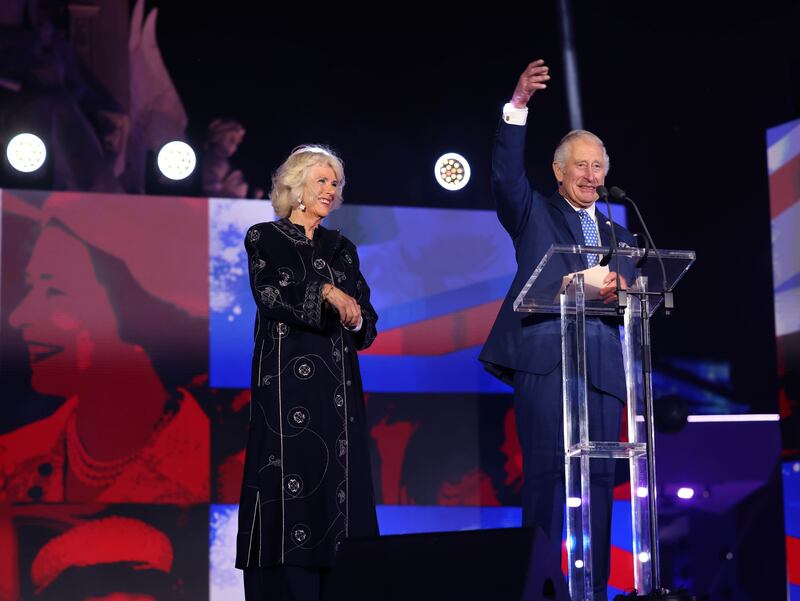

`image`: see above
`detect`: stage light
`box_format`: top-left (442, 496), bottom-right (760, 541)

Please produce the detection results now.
top-left (676, 487), bottom-right (694, 499)
top-left (638, 552), bottom-right (651, 563)
top-left (6, 133), bottom-right (47, 173)
top-left (636, 486), bottom-right (649, 497)
top-left (567, 497), bottom-right (582, 508)
top-left (156, 140), bottom-right (196, 180)
top-left (434, 152), bottom-right (471, 191)
top-left (574, 560), bottom-right (584, 569)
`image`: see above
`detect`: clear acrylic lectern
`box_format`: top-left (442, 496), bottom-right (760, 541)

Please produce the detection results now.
top-left (513, 243), bottom-right (695, 601)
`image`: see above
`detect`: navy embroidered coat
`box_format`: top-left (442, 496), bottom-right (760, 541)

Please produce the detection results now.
top-left (235, 218), bottom-right (379, 570)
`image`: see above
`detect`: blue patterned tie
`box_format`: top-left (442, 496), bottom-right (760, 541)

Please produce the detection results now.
top-left (578, 209), bottom-right (600, 267)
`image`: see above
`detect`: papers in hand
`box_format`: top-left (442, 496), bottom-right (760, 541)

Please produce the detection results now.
top-left (556, 265), bottom-right (610, 301)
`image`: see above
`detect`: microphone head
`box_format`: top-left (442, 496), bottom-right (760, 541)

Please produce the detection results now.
top-left (596, 185), bottom-right (609, 200)
top-left (609, 186), bottom-right (626, 201)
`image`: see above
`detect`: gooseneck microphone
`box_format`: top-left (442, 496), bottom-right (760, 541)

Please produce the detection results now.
top-left (596, 185), bottom-right (624, 311)
top-left (633, 232), bottom-right (651, 269)
top-left (609, 186), bottom-right (671, 309)
top-left (595, 186), bottom-right (617, 267)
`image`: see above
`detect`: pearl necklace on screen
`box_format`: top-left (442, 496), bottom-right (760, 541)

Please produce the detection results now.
top-left (65, 413), bottom-right (138, 486)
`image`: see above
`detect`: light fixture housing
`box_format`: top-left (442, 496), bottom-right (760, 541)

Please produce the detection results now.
top-left (6, 133), bottom-right (47, 173)
top-left (434, 152), bottom-right (471, 191)
top-left (156, 141), bottom-right (197, 181)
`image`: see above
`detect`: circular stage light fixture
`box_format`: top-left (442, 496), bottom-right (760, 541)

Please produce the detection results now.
top-left (434, 152), bottom-right (471, 191)
top-left (6, 133), bottom-right (47, 173)
top-left (157, 141), bottom-right (196, 181)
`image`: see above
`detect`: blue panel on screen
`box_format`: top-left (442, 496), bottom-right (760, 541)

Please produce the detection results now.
top-left (209, 199), bottom-right (274, 389)
top-left (766, 117), bottom-right (800, 154)
top-left (209, 504), bottom-right (243, 601)
top-left (360, 345), bottom-right (512, 393)
top-left (784, 462), bottom-right (799, 601)
top-left (375, 274), bottom-right (512, 331)
top-left (651, 365), bottom-right (746, 414)
top-left (376, 504), bottom-right (522, 535)
top-left (784, 461), bottom-right (800, 538)
top-left (324, 205), bottom-right (517, 326)
top-left (611, 499), bottom-right (633, 553)
top-left (609, 203), bottom-right (627, 229)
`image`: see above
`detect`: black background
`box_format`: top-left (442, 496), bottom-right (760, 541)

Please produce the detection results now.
top-left (156, 1), bottom-right (798, 413)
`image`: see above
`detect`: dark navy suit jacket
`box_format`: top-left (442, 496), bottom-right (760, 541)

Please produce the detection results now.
top-left (479, 120), bottom-right (638, 402)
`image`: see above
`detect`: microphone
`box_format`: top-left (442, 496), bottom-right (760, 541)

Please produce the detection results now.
top-left (609, 186), bottom-right (672, 311)
top-left (596, 186), bottom-right (617, 267)
top-left (632, 232), bottom-right (651, 269)
top-left (596, 185), bottom-right (624, 311)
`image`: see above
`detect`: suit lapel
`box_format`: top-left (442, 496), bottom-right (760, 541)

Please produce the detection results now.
top-left (596, 208), bottom-right (612, 246)
top-left (547, 192), bottom-right (583, 245)
top-left (547, 192), bottom-right (588, 269)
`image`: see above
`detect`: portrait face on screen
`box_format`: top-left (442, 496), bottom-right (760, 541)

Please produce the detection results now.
top-left (9, 224), bottom-right (123, 398)
top-left (0, 191), bottom-right (210, 504)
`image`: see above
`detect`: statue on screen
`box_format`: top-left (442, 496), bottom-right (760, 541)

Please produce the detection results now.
top-left (0, 0), bottom-right (125, 191)
top-left (0, 0), bottom-right (188, 193)
top-left (124, 0), bottom-right (188, 192)
top-left (202, 117), bottom-right (264, 199)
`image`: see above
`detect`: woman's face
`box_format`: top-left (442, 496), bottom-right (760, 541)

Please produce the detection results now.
top-left (300, 163), bottom-right (339, 219)
top-left (8, 226), bottom-right (121, 397)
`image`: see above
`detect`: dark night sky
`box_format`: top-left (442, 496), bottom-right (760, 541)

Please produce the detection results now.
top-left (153, 1), bottom-right (800, 412)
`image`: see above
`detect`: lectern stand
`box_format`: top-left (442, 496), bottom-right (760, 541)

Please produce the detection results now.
top-left (514, 244), bottom-right (695, 601)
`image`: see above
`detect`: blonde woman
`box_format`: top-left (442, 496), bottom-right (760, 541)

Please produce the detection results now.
top-left (235, 145), bottom-right (379, 601)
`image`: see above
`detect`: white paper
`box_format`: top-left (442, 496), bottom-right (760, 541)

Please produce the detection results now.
top-left (556, 264), bottom-right (610, 301)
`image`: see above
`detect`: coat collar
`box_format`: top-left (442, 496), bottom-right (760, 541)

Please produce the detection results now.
top-left (547, 192), bottom-right (618, 270)
top-left (275, 218), bottom-right (342, 262)
top-left (546, 191), bottom-right (615, 246)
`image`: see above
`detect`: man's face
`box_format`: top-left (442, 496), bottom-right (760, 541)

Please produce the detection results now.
top-left (552, 138), bottom-right (606, 208)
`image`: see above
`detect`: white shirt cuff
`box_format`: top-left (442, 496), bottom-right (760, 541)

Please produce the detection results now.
top-left (345, 316), bottom-right (363, 332)
top-left (502, 102), bottom-right (528, 126)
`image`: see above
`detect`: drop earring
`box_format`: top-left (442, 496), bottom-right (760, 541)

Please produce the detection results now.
top-left (297, 196), bottom-right (306, 212)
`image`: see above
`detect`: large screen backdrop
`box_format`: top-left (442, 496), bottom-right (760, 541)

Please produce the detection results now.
top-left (767, 118), bottom-right (800, 599)
top-left (0, 189), bottom-right (764, 600)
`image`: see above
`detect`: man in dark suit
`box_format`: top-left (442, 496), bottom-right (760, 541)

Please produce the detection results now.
top-left (479, 59), bottom-right (637, 600)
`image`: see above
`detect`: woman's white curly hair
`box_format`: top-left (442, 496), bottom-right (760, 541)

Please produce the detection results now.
top-left (269, 144), bottom-right (345, 218)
